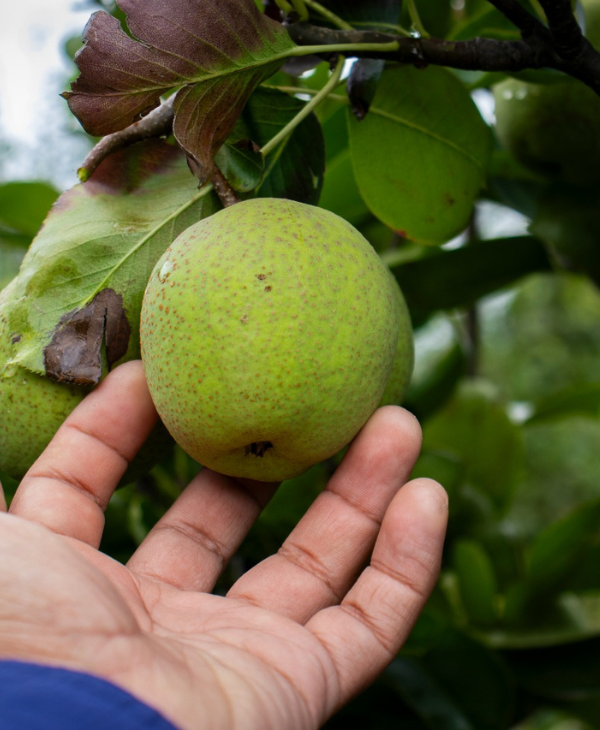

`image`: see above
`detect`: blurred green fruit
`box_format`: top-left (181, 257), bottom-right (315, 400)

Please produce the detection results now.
top-left (493, 0), bottom-right (600, 186)
top-left (0, 278), bottom-right (173, 484)
top-left (140, 198), bottom-right (413, 482)
top-left (530, 183), bottom-right (600, 286)
top-left (493, 78), bottom-right (600, 186)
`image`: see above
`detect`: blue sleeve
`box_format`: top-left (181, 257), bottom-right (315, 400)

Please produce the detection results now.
top-left (0, 660), bottom-right (179, 729)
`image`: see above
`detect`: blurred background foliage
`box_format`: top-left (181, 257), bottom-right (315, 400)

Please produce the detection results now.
top-left (3, 0), bottom-right (600, 728)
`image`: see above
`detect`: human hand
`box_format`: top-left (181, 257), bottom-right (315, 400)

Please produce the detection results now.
top-left (1, 361), bottom-right (447, 730)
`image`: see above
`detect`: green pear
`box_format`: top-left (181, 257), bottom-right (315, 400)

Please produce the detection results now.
top-left (140, 197), bottom-right (413, 482)
top-left (493, 0), bottom-right (600, 186)
top-left (0, 278), bottom-right (173, 484)
top-left (379, 271), bottom-right (414, 407)
top-left (0, 278), bottom-right (86, 479)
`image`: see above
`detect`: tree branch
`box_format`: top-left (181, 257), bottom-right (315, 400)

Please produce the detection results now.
top-left (538, 0), bottom-right (588, 62)
top-left (286, 22), bottom-right (600, 95)
top-left (288, 23), bottom-right (552, 71)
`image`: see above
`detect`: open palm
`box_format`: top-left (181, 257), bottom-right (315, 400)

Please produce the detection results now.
top-left (1, 362), bottom-right (447, 730)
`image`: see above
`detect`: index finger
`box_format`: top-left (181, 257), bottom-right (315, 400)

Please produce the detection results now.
top-left (9, 361), bottom-right (158, 547)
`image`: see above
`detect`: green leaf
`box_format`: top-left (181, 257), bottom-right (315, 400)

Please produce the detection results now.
top-left (321, 101), bottom-right (350, 157)
top-left (319, 148), bottom-right (370, 226)
top-left (403, 590), bottom-right (453, 655)
top-left (0, 181), bottom-right (59, 236)
top-left (410, 451), bottom-right (465, 509)
top-left (527, 499), bottom-right (600, 596)
top-left (453, 540), bottom-right (498, 628)
top-left (478, 621), bottom-right (600, 650)
top-left (5, 140), bottom-right (220, 378)
top-left (423, 629), bottom-right (515, 730)
top-left (64, 0), bottom-right (297, 182)
top-left (348, 64), bottom-right (492, 245)
top-left (504, 635), bottom-right (600, 700)
top-left (498, 501), bottom-right (600, 634)
top-left (385, 657), bottom-right (475, 730)
top-left (478, 273), bottom-right (600, 407)
top-left (502, 417), bottom-right (600, 549)
top-left (422, 379), bottom-right (524, 510)
top-left (0, 228), bottom-right (31, 250)
top-left (314, 0), bottom-right (402, 27)
top-left (233, 87), bottom-right (325, 204)
top-left (513, 709), bottom-right (595, 730)
top-left (0, 245), bottom-right (26, 291)
top-left (527, 382), bottom-right (600, 423)
top-left (405, 328), bottom-right (467, 422)
top-left (387, 236), bottom-right (552, 317)
top-left (400, 0), bottom-right (453, 38)
top-left (449, 5), bottom-right (521, 41)
top-left (214, 140), bottom-right (265, 193)
top-left (318, 105), bottom-right (370, 225)
top-left (488, 149), bottom-right (548, 219)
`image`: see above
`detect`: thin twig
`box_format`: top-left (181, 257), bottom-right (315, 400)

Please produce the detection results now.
top-left (77, 96), bottom-right (175, 182)
top-left (405, 0), bottom-right (430, 38)
top-left (211, 167), bottom-right (241, 207)
top-left (260, 55), bottom-right (345, 156)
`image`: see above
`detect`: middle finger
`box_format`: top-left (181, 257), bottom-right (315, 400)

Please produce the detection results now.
top-left (227, 406), bottom-right (422, 622)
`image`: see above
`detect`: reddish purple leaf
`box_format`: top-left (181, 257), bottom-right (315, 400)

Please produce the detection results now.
top-left (63, 0), bottom-right (296, 182)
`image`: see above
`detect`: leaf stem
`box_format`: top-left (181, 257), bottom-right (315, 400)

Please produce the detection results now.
top-left (289, 0), bottom-right (310, 22)
top-left (405, 0), bottom-right (430, 38)
top-left (260, 55), bottom-right (345, 157)
top-left (273, 0), bottom-right (294, 15)
top-left (261, 84), bottom-right (348, 105)
top-left (529, 0), bottom-right (547, 21)
top-left (302, 0), bottom-right (353, 30)
top-left (283, 40), bottom-right (400, 58)
top-left (351, 21), bottom-right (412, 37)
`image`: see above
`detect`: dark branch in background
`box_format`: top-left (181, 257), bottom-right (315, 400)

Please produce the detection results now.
top-left (538, 0), bottom-right (590, 62)
top-left (289, 23), bottom-right (553, 72)
top-left (78, 96), bottom-right (175, 182)
top-left (485, 0), bottom-right (547, 36)
top-left (286, 21), bottom-right (600, 95)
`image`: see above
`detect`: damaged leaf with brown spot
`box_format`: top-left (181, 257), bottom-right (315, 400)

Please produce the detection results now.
top-left (4, 138), bottom-right (219, 377)
top-left (44, 289), bottom-right (130, 385)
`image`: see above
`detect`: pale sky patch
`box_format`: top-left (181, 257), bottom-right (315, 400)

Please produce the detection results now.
top-left (0, 0), bottom-right (97, 188)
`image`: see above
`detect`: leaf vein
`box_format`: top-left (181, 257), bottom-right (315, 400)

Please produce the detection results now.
top-left (368, 105), bottom-right (484, 170)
